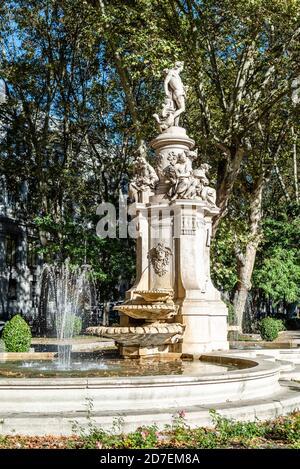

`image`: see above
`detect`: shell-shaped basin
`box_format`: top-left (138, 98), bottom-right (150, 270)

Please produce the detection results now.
top-left (86, 323), bottom-right (185, 347)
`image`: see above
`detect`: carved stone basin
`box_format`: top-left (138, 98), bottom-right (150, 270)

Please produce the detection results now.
top-left (134, 289), bottom-right (173, 302)
top-left (86, 323), bottom-right (185, 347)
top-left (114, 303), bottom-right (177, 320)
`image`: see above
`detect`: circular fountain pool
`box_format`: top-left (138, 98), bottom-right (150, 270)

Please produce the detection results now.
top-left (0, 350), bottom-right (299, 437)
top-left (0, 352), bottom-right (242, 378)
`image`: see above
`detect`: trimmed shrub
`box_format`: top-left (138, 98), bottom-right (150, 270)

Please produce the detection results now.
top-left (2, 315), bottom-right (32, 352)
top-left (259, 317), bottom-right (284, 342)
top-left (276, 319), bottom-right (286, 333)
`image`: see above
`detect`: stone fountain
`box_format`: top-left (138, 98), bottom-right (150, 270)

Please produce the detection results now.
top-left (2, 63), bottom-right (300, 438)
top-left (88, 61), bottom-right (228, 358)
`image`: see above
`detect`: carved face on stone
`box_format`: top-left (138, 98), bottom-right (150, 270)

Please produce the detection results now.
top-left (177, 152), bottom-right (187, 163)
top-left (175, 61), bottom-right (184, 72)
top-left (148, 242), bottom-right (172, 277)
top-left (156, 244), bottom-right (167, 260)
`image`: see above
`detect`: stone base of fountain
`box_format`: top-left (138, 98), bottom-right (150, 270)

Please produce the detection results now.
top-left (118, 346), bottom-right (181, 359)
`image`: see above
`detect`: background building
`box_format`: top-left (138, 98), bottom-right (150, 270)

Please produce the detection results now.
top-left (0, 175), bottom-right (42, 322)
top-left (0, 80), bottom-right (42, 322)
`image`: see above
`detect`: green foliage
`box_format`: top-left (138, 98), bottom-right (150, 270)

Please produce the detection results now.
top-left (2, 406), bottom-right (300, 448)
top-left (121, 425), bottom-right (160, 449)
top-left (264, 413), bottom-right (300, 443)
top-left (71, 399), bottom-right (161, 449)
top-left (0, 0), bottom-right (137, 303)
top-left (254, 247), bottom-right (300, 304)
top-left (68, 408), bottom-right (300, 449)
top-left (210, 409), bottom-right (266, 440)
top-left (1, 412), bottom-right (300, 448)
top-left (62, 315), bottom-right (82, 337)
top-left (2, 315), bottom-right (32, 352)
top-left (33, 215), bottom-right (135, 301)
top-left (0, 0), bottom-right (299, 316)
top-left (277, 319), bottom-right (286, 332)
top-left (259, 317), bottom-right (284, 341)
top-left (253, 214), bottom-right (300, 305)
top-left (211, 220), bottom-right (238, 292)
top-left (226, 301), bottom-right (236, 326)
top-left (72, 317), bottom-right (82, 337)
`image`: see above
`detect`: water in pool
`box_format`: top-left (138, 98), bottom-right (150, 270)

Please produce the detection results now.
top-left (0, 351), bottom-right (242, 378)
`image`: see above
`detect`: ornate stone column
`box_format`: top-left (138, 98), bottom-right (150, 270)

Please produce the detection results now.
top-left (172, 200), bottom-right (228, 354)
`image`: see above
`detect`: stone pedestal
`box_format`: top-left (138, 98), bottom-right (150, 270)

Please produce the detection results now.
top-left (128, 198), bottom-right (228, 355)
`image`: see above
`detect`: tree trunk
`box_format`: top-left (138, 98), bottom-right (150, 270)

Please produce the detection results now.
top-left (233, 241), bottom-right (259, 332)
top-left (292, 125), bottom-right (299, 204)
top-left (233, 176), bottom-right (264, 332)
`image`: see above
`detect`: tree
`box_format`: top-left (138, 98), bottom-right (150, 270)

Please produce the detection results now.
top-left (86, 0), bottom-right (300, 329)
top-left (0, 0), bottom-right (136, 301)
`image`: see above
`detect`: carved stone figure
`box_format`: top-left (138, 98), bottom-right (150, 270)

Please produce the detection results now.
top-left (164, 151), bottom-right (196, 200)
top-left (164, 62), bottom-right (187, 126)
top-left (88, 59), bottom-right (229, 359)
top-left (128, 149), bottom-right (159, 203)
top-left (148, 242), bottom-right (172, 277)
top-left (162, 150), bottom-right (217, 204)
top-left (153, 97), bottom-right (175, 132)
top-left (193, 164), bottom-right (217, 205)
top-left (153, 62), bottom-right (187, 132)
top-left (172, 152), bottom-right (194, 199)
